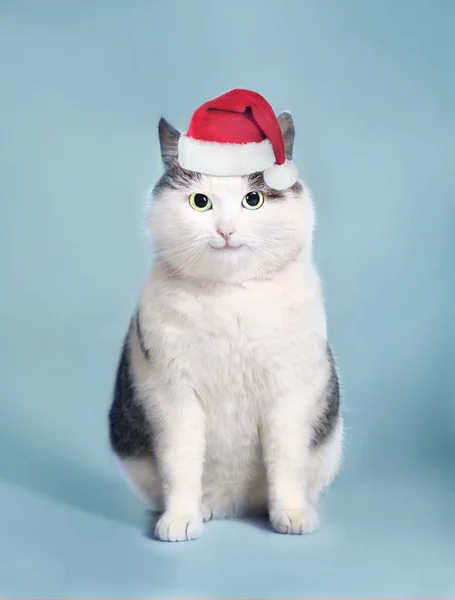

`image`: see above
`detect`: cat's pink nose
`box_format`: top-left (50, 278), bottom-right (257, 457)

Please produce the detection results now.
top-left (217, 228), bottom-right (236, 241)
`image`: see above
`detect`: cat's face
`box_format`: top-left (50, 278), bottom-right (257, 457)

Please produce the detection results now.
top-left (148, 116), bottom-right (315, 284)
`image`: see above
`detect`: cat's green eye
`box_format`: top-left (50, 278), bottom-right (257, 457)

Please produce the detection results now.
top-left (189, 193), bottom-right (212, 212)
top-left (242, 191), bottom-right (264, 210)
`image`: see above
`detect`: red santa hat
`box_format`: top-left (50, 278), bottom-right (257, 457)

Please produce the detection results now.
top-left (177, 88), bottom-right (299, 190)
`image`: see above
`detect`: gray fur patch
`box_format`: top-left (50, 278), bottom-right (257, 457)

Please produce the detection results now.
top-left (153, 165), bottom-right (202, 195)
top-left (108, 332), bottom-right (153, 459)
top-left (135, 309), bottom-right (150, 360)
top-left (310, 344), bottom-right (341, 448)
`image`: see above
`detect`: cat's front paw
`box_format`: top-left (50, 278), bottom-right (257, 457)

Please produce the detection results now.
top-left (270, 507), bottom-right (320, 535)
top-left (154, 512), bottom-right (204, 542)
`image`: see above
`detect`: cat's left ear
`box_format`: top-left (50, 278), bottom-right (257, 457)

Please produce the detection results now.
top-left (277, 111), bottom-right (295, 160)
top-left (158, 117), bottom-right (180, 169)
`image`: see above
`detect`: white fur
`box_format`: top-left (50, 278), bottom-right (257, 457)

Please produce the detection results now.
top-left (119, 174), bottom-right (343, 541)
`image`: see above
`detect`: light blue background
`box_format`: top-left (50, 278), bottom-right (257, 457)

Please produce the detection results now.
top-left (1, 0), bottom-right (453, 597)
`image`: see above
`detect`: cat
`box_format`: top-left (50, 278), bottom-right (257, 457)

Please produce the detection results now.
top-left (108, 110), bottom-right (343, 542)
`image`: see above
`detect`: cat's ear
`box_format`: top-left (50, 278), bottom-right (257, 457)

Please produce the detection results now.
top-left (158, 117), bottom-right (180, 169)
top-left (277, 111), bottom-right (295, 160)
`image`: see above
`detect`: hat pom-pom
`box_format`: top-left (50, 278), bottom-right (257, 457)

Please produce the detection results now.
top-left (263, 160), bottom-right (299, 191)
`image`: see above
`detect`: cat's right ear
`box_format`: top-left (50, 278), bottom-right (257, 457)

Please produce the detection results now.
top-left (158, 118), bottom-right (180, 170)
top-left (277, 111), bottom-right (295, 160)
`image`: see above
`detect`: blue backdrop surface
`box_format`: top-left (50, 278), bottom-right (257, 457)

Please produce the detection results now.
top-left (0, 0), bottom-right (453, 597)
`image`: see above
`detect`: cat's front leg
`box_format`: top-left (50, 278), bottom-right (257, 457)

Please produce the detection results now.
top-left (151, 386), bottom-right (206, 542)
top-left (261, 386), bottom-right (320, 535)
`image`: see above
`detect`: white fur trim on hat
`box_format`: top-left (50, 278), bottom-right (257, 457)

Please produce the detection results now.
top-left (178, 134), bottom-right (275, 177)
top-left (263, 160), bottom-right (299, 190)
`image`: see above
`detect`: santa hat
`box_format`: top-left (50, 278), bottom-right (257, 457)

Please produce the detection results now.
top-left (177, 88), bottom-right (299, 190)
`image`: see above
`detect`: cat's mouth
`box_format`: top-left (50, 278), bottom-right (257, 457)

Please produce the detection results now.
top-left (208, 243), bottom-right (243, 252)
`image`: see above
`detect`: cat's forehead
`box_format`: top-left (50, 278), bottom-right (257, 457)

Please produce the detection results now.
top-left (198, 174), bottom-right (250, 196)
top-left (198, 172), bottom-right (297, 201)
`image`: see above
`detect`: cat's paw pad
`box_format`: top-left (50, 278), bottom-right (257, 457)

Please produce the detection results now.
top-left (270, 507), bottom-right (320, 535)
top-left (154, 512), bottom-right (204, 542)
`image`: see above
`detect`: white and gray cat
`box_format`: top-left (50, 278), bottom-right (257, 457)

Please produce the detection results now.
top-left (109, 112), bottom-right (343, 542)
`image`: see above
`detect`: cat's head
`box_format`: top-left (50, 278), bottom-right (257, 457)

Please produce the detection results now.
top-left (148, 113), bottom-right (315, 284)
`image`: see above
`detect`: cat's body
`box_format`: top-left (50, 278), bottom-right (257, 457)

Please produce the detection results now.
top-left (109, 105), bottom-right (343, 542)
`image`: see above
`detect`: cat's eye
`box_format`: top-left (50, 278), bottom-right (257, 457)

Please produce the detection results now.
top-left (242, 191), bottom-right (264, 210)
top-left (189, 193), bottom-right (212, 212)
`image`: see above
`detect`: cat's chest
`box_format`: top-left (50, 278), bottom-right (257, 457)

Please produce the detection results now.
top-left (178, 281), bottom-right (299, 344)
top-left (160, 281), bottom-right (312, 393)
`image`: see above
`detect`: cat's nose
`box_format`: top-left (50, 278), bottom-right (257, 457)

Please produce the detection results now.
top-left (217, 228), bottom-right (236, 241)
